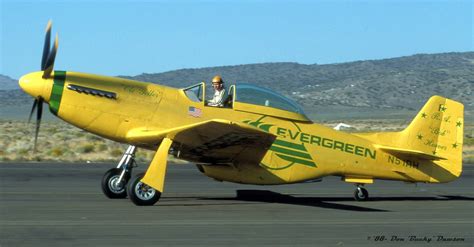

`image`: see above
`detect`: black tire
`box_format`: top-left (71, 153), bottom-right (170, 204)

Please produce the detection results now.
top-left (127, 172), bottom-right (161, 206)
top-left (101, 168), bottom-right (130, 199)
top-left (354, 187), bottom-right (369, 201)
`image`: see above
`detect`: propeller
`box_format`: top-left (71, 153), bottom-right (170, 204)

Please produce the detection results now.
top-left (28, 97), bottom-right (44, 152)
top-left (41, 21), bottom-right (52, 71)
top-left (42, 20), bottom-right (59, 78)
top-left (29, 20), bottom-right (59, 152)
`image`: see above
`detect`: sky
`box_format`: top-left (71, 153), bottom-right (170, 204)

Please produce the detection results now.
top-left (1, 0), bottom-right (472, 79)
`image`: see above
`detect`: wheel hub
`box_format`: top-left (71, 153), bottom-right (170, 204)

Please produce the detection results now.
top-left (135, 182), bottom-right (156, 200)
top-left (108, 175), bottom-right (125, 193)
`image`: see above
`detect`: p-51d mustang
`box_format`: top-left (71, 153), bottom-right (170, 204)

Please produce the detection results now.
top-left (19, 21), bottom-right (464, 205)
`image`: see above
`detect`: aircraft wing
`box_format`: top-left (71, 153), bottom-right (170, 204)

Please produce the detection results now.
top-left (126, 119), bottom-right (276, 164)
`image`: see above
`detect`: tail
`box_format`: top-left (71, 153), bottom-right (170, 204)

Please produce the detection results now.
top-left (378, 96), bottom-right (464, 182)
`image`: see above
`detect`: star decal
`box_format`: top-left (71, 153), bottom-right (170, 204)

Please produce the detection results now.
top-left (417, 134), bottom-right (423, 140)
top-left (456, 121), bottom-right (462, 127)
top-left (452, 143), bottom-right (458, 149)
top-left (438, 104), bottom-right (447, 112)
top-left (421, 112), bottom-right (427, 118)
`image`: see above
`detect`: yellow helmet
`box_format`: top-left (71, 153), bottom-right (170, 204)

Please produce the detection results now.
top-left (212, 75), bottom-right (224, 84)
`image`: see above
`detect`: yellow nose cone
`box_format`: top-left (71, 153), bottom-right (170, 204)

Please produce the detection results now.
top-left (19, 72), bottom-right (52, 102)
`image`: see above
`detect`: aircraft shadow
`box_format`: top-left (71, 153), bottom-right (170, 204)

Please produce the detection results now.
top-left (366, 195), bottom-right (474, 201)
top-left (200, 190), bottom-right (389, 212)
top-left (159, 191), bottom-right (473, 210)
top-left (195, 190), bottom-right (474, 211)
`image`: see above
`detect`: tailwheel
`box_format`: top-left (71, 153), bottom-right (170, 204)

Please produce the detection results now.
top-left (101, 168), bottom-right (130, 198)
top-left (127, 172), bottom-right (161, 206)
top-left (354, 186), bottom-right (369, 201)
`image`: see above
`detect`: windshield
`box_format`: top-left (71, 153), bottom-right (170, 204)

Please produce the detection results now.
top-left (183, 83), bottom-right (203, 102)
top-left (234, 83), bottom-right (305, 114)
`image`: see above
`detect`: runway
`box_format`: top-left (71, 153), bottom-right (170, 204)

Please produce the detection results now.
top-left (1, 163), bottom-right (473, 246)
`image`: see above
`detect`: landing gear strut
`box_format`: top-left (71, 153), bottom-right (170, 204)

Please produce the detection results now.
top-left (126, 138), bottom-right (173, 206)
top-left (101, 145), bottom-right (137, 199)
top-left (353, 184), bottom-right (369, 201)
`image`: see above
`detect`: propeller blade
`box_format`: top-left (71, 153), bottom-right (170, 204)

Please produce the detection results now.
top-left (28, 99), bottom-right (38, 124)
top-left (43, 34), bottom-right (59, 78)
top-left (33, 98), bottom-right (44, 152)
top-left (41, 20), bottom-right (52, 70)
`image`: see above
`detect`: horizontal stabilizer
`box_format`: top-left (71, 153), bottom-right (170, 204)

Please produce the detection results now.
top-left (375, 145), bottom-right (446, 160)
top-left (356, 95), bottom-right (463, 182)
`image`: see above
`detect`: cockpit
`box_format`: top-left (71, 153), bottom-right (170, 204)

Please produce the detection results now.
top-left (183, 82), bottom-right (309, 121)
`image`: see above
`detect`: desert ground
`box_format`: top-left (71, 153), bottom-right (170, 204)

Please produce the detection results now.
top-left (1, 119), bottom-right (472, 164)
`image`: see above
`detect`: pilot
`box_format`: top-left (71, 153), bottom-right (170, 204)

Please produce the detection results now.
top-left (207, 75), bottom-right (227, 107)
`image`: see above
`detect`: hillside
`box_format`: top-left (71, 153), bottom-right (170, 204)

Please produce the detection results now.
top-left (121, 52), bottom-right (473, 112)
top-left (0, 75), bottom-right (18, 90)
top-left (2, 52), bottom-right (473, 120)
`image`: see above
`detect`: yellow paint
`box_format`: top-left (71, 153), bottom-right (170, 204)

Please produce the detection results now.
top-left (141, 138), bottom-right (173, 192)
top-left (343, 177), bottom-right (374, 184)
top-left (19, 71), bottom-right (465, 192)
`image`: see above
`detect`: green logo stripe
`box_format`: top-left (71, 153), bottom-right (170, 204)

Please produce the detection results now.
top-left (244, 115), bottom-right (266, 128)
top-left (275, 153), bottom-right (316, 167)
top-left (273, 139), bottom-right (306, 151)
top-left (243, 117), bottom-right (318, 170)
top-left (270, 145), bottom-right (312, 160)
top-left (49, 71), bottom-right (66, 115)
top-left (260, 162), bottom-right (295, 170)
top-left (259, 123), bottom-right (273, 132)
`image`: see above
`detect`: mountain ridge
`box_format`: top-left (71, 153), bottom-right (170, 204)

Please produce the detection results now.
top-left (2, 51), bottom-right (472, 120)
top-left (120, 51), bottom-right (473, 111)
top-left (0, 74), bottom-right (18, 90)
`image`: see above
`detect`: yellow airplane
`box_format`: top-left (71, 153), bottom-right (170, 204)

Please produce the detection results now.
top-left (19, 21), bottom-right (464, 206)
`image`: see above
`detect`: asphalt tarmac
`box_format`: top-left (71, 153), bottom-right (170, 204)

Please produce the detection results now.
top-left (0, 163), bottom-right (473, 247)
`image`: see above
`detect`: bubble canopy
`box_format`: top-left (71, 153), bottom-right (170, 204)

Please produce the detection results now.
top-left (234, 83), bottom-right (306, 115)
top-left (182, 82), bottom-right (309, 121)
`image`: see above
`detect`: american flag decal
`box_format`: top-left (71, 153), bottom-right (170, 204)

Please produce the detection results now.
top-left (188, 106), bottom-right (202, 118)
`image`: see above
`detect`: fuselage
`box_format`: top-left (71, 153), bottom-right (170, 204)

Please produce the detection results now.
top-left (19, 71), bottom-right (458, 185)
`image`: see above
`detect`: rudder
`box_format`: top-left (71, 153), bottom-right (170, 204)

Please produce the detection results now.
top-left (401, 95), bottom-right (464, 180)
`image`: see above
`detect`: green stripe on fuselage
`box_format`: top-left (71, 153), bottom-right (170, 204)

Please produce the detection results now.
top-left (273, 139), bottom-right (306, 151)
top-left (275, 153), bottom-right (316, 167)
top-left (270, 145), bottom-right (312, 160)
top-left (49, 71), bottom-right (66, 115)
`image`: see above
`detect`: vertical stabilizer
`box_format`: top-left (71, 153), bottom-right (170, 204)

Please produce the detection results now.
top-left (400, 96), bottom-right (464, 180)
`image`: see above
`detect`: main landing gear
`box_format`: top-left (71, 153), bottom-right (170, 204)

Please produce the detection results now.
top-left (101, 138), bottom-right (173, 206)
top-left (101, 145), bottom-right (136, 199)
top-left (353, 184), bottom-right (369, 201)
